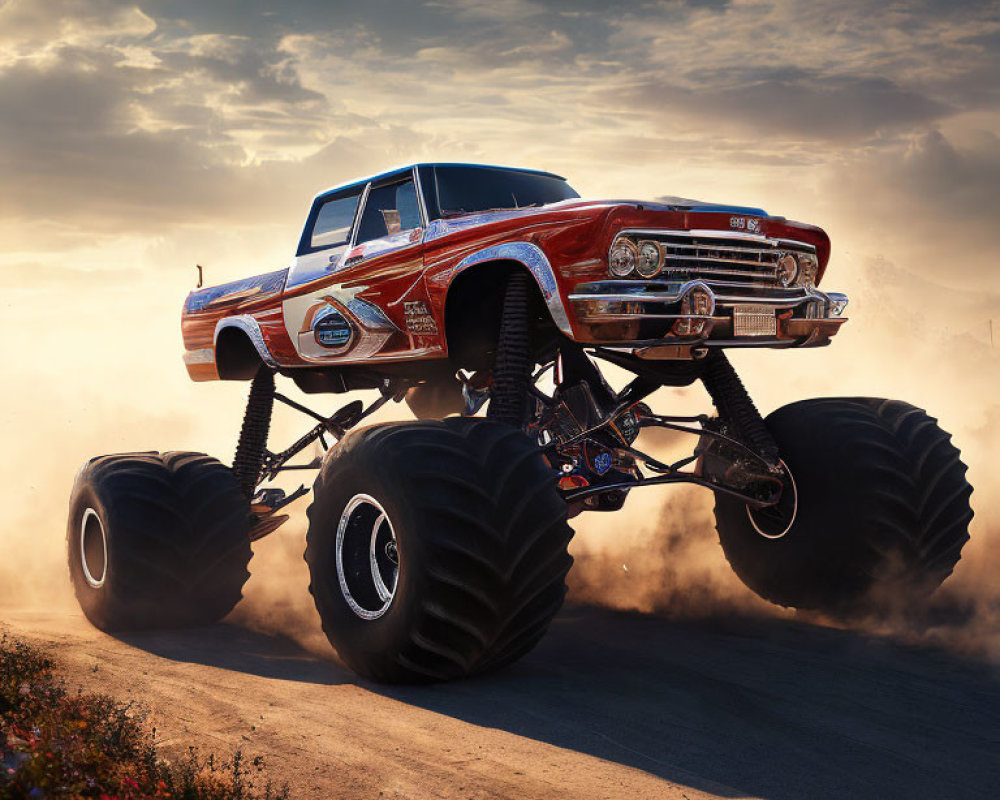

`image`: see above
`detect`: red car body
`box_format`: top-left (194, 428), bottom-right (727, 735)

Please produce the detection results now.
top-left (181, 164), bottom-right (845, 388)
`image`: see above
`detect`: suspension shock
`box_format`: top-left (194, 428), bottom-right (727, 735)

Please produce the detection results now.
top-left (701, 351), bottom-right (780, 467)
top-left (233, 368), bottom-right (275, 498)
top-left (487, 272), bottom-right (532, 427)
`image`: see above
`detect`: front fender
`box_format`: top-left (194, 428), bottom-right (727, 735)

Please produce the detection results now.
top-left (451, 241), bottom-right (572, 336)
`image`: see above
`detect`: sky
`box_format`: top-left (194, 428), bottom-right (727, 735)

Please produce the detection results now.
top-left (1, 0), bottom-right (998, 621)
top-left (2, 0), bottom-right (999, 285)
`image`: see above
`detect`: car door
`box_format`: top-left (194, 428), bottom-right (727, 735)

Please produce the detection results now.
top-left (286, 183), bottom-right (366, 295)
top-left (283, 169), bottom-right (439, 363)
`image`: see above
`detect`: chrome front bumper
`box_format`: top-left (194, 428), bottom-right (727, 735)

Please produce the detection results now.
top-left (568, 279), bottom-right (849, 354)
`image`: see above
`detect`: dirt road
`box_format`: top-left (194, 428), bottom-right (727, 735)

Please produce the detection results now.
top-left (3, 606), bottom-right (998, 800)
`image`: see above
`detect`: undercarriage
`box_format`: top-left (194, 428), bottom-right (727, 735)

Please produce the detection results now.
top-left (235, 343), bottom-right (792, 542)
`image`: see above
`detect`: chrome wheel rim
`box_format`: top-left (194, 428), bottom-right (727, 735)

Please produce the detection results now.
top-left (80, 508), bottom-right (107, 588)
top-left (336, 493), bottom-right (399, 620)
top-left (746, 460), bottom-right (798, 540)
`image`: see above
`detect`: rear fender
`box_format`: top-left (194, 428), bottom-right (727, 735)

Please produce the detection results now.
top-left (215, 316), bottom-right (278, 376)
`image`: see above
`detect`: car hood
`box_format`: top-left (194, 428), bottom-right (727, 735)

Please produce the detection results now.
top-left (426, 197), bottom-right (772, 236)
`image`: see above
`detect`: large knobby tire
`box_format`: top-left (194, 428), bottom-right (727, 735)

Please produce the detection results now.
top-left (714, 398), bottom-right (973, 615)
top-left (305, 417), bottom-right (574, 683)
top-left (67, 452), bottom-right (252, 631)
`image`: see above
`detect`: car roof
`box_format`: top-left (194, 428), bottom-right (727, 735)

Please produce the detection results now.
top-left (314, 162), bottom-right (568, 201)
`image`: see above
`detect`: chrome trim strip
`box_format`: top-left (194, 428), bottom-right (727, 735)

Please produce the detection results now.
top-left (348, 297), bottom-right (401, 331)
top-left (570, 291), bottom-right (817, 309)
top-left (182, 348), bottom-right (215, 365)
top-left (215, 315), bottom-right (279, 368)
top-left (453, 241), bottom-right (573, 336)
top-left (579, 313), bottom-right (711, 322)
top-left (664, 259), bottom-right (780, 275)
top-left (615, 228), bottom-right (817, 251)
top-left (569, 278), bottom-right (710, 303)
top-left (347, 181), bottom-right (373, 250)
top-left (412, 166), bottom-right (429, 229)
top-left (712, 291), bottom-right (816, 307)
top-left (663, 252), bottom-right (776, 265)
top-left (665, 241), bottom-right (785, 256)
top-left (689, 229), bottom-right (817, 251)
top-left (621, 228), bottom-right (775, 243)
top-left (569, 283), bottom-right (844, 314)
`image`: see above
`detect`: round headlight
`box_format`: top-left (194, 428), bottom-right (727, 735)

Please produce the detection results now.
top-left (776, 253), bottom-right (798, 286)
top-left (609, 239), bottom-right (638, 277)
top-left (636, 241), bottom-right (663, 278)
top-left (796, 252), bottom-right (819, 287)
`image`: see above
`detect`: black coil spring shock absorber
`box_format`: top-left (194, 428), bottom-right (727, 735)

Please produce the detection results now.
top-left (487, 272), bottom-right (532, 427)
top-left (701, 351), bottom-right (780, 467)
top-left (233, 368), bottom-right (275, 499)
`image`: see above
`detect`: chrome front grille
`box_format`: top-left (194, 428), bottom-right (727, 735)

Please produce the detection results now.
top-left (622, 230), bottom-right (816, 287)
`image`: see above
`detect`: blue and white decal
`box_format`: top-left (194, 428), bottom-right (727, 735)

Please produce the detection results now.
top-left (313, 307), bottom-right (354, 349)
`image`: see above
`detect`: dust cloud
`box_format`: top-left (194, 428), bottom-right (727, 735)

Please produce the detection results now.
top-left (567, 487), bottom-right (776, 619)
top-left (565, 256), bottom-right (1000, 661)
top-left (227, 515), bottom-right (333, 658)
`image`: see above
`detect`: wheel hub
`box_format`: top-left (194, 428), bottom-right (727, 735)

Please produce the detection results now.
top-left (80, 508), bottom-right (107, 588)
top-left (746, 459), bottom-right (798, 539)
top-left (336, 494), bottom-right (399, 620)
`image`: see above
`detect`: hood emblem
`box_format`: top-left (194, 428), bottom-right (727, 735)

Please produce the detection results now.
top-left (730, 216), bottom-right (761, 233)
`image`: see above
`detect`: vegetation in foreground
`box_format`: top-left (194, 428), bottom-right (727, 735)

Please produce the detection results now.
top-left (0, 634), bottom-right (287, 800)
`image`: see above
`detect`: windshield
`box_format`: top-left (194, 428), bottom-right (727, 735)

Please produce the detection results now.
top-left (433, 166), bottom-right (579, 218)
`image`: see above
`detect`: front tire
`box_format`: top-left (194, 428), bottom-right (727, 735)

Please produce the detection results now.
top-left (714, 398), bottom-right (973, 615)
top-left (305, 417), bottom-right (574, 683)
top-left (67, 452), bottom-right (252, 631)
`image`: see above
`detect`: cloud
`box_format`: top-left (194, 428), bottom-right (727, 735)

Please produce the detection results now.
top-left (0, 23), bottom-right (349, 229)
top-left (880, 128), bottom-right (1000, 214)
top-left (156, 34), bottom-right (324, 107)
top-left (820, 127), bottom-right (1000, 287)
top-left (0, 0), bottom-right (997, 248)
top-left (0, 0), bottom-right (156, 65)
top-left (424, 0), bottom-right (547, 22)
top-left (619, 71), bottom-right (950, 142)
top-left (0, 53), bottom-right (240, 222)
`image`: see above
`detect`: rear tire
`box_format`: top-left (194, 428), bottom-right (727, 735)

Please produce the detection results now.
top-left (305, 417), bottom-right (574, 683)
top-left (67, 452), bottom-right (252, 631)
top-left (714, 398), bottom-right (973, 615)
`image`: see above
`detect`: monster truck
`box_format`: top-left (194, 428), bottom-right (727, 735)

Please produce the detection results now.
top-left (68, 163), bottom-right (974, 682)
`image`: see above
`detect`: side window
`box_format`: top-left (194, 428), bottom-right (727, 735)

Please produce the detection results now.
top-left (356, 179), bottom-right (422, 245)
top-left (309, 190), bottom-right (362, 251)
